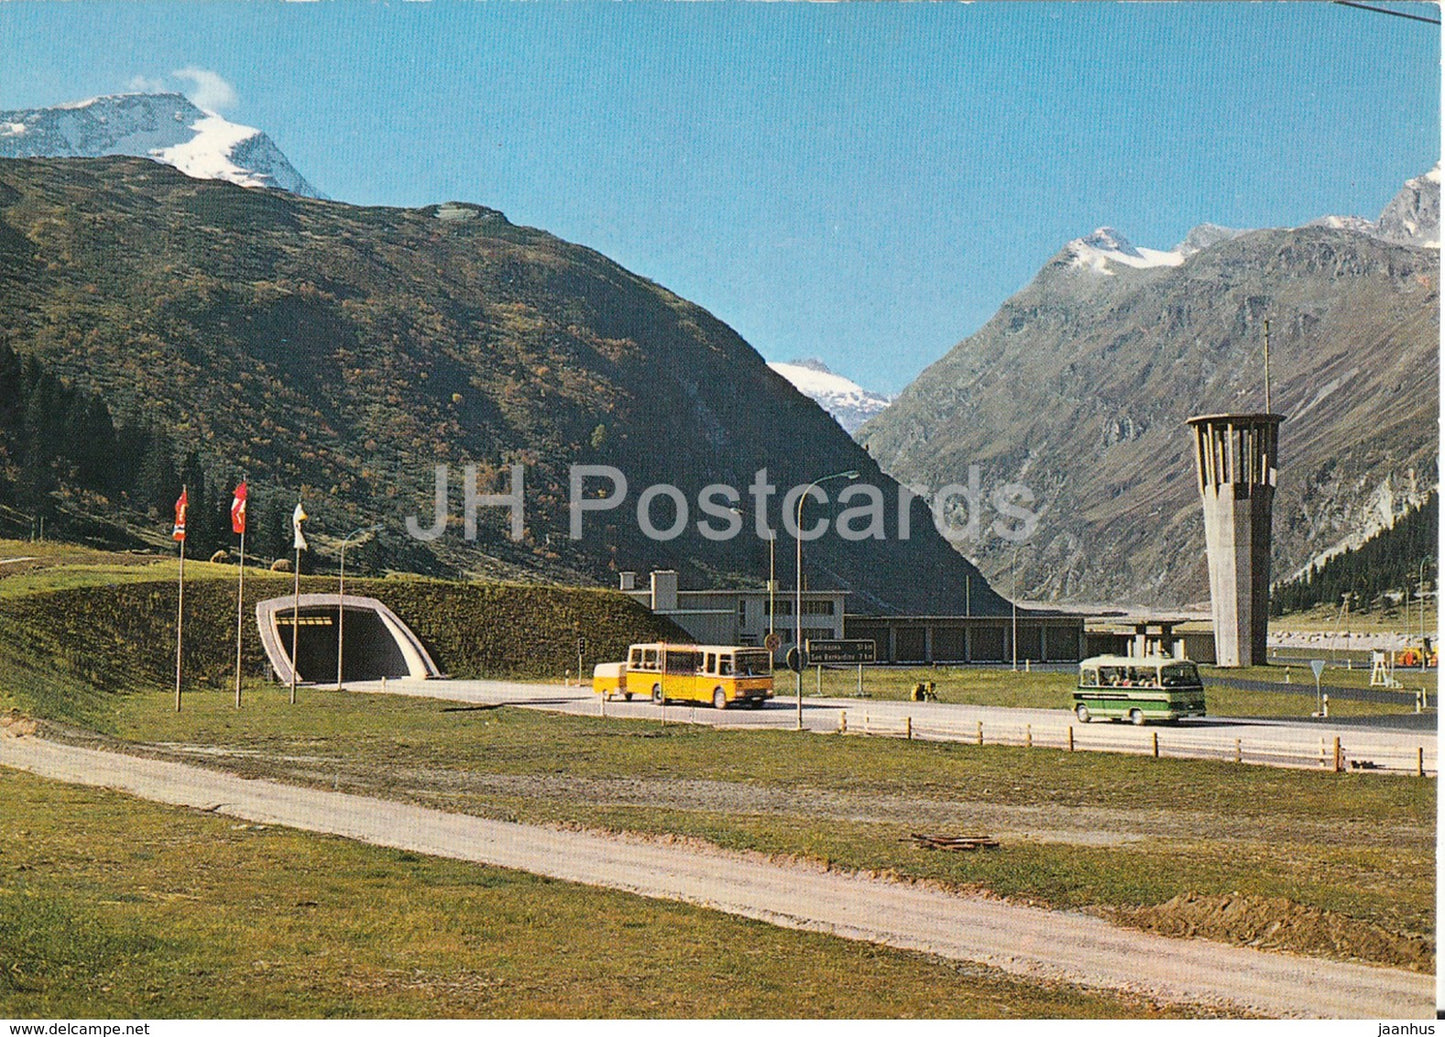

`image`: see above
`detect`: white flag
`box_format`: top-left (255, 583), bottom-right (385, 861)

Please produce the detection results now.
top-left (292, 502), bottom-right (309, 551)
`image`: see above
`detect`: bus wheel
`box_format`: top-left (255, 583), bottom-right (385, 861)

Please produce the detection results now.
top-left (713, 688), bottom-right (727, 710)
top-left (749, 697), bottom-right (766, 709)
top-left (1075, 704), bottom-right (1090, 723)
top-left (1129, 708), bottom-right (1145, 726)
top-left (623, 692), bottom-right (632, 702)
top-left (652, 684), bottom-right (664, 705)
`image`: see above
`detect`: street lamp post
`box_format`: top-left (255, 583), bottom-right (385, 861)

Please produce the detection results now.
top-left (794, 470), bottom-right (858, 731)
top-left (768, 533), bottom-right (776, 643)
top-left (1011, 545), bottom-right (1020, 672)
top-left (728, 504), bottom-right (778, 656)
top-left (336, 524), bottom-right (382, 691)
top-left (1421, 559), bottom-right (1431, 672)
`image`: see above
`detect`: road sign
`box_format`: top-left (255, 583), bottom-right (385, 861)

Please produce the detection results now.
top-left (785, 646), bottom-right (808, 673)
top-left (577, 636), bottom-right (587, 654)
top-left (805, 639), bottom-right (877, 665)
top-left (763, 632), bottom-right (782, 652)
top-left (1310, 659), bottom-right (1326, 681)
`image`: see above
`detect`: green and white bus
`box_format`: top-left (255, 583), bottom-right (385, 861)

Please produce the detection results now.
top-left (1073, 655), bottom-right (1206, 724)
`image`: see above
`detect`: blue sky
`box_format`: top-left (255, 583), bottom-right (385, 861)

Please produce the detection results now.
top-left (0, 2), bottom-right (1438, 393)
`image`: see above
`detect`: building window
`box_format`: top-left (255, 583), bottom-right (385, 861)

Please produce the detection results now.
top-left (769, 599), bottom-right (837, 615)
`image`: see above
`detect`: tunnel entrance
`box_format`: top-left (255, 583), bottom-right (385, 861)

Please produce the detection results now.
top-left (275, 607), bottom-right (413, 682)
top-left (256, 594), bottom-right (441, 685)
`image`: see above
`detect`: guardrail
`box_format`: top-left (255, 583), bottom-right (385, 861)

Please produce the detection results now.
top-left (833, 710), bottom-right (1436, 777)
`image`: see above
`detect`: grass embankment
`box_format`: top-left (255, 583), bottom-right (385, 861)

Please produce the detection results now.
top-left (1, 769), bottom-right (1177, 1019)
top-left (0, 549), bottom-right (684, 727)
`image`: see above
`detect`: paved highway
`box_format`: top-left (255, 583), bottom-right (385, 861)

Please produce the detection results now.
top-left (346, 677), bottom-right (1437, 775)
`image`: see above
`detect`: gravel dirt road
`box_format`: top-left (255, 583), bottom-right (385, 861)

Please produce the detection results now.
top-left (1, 732), bottom-right (1432, 1018)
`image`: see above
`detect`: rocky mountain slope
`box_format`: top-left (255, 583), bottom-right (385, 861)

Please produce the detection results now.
top-left (767, 358), bottom-right (892, 434)
top-left (0, 155), bottom-right (1009, 617)
top-left (859, 170), bottom-right (1439, 607)
top-left (0, 93), bottom-right (320, 197)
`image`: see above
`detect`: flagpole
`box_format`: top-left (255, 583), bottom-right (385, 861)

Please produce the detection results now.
top-left (234, 525), bottom-right (245, 709)
top-left (291, 543), bottom-right (300, 706)
top-left (289, 500), bottom-right (308, 705)
top-left (175, 519), bottom-right (185, 713)
top-left (232, 481), bottom-right (248, 709)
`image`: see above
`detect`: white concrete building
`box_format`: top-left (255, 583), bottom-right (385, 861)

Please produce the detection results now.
top-left (620, 570), bottom-right (846, 650)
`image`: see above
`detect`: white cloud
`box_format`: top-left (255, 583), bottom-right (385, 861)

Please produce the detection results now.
top-left (171, 67), bottom-right (238, 113)
top-left (126, 74), bottom-right (167, 93)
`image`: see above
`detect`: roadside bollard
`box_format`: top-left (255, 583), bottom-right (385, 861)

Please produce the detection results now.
top-left (1334, 736), bottom-right (1343, 773)
top-left (1418, 746), bottom-right (1425, 777)
top-left (1152, 731), bottom-right (1159, 758)
top-left (1067, 725), bottom-right (1074, 752)
top-left (1234, 738), bottom-right (1242, 764)
top-left (1025, 723), bottom-right (1032, 748)
top-left (906, 716), bottom-right (912, 741)
top-left (976, 721), bottom-right (983, 746)
top-left (839, 710), bottom-right (847, 734)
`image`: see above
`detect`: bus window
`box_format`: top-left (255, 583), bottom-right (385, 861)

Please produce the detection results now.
top-left (630, 648), bottom-right (642, 668)
top-left (665, 649), bottom-right (699, 675)
top-left (735, 652), bottom-right (769, 676)
top-left (1161, 664), bottom-right (1201, 687)
top-left (705, 653), bottom-right (717, 674)
top-left (718, 656), bottom-right (733, 676)
top-left (1080, 668), bottom-right (1099, 687)
top-left (642, 648), bottom-right (658, 670)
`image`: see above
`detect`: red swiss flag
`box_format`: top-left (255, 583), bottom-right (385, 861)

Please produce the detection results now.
top-left (231, 482), bottom-right (248, 535)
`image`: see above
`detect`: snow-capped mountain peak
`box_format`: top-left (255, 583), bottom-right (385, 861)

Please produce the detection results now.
top-left (1066, 226), bottom-right (1184, 275)
top-left (1372, 163), bottom-right (1439, 248)
top-left (1297, 165), bottom-right (1439, 249)
top-left (768, 358), bottom-right (893, 435)
top-left (0, 92), bottom-right (321, 197)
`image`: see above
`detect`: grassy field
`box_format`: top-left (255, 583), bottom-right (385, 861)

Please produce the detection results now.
top-left (1, 769), bottom-right (1186, 1019)
top-left (1271, 600), bottom-right (1439, 634)
top-left (0, 539), bottom-right (1436, 1005)
top-left (59, 681), bottom-right (1433, 974)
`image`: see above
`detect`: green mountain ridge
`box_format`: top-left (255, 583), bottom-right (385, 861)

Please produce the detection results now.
top-left (0, 155), bottom-right (1009, 617)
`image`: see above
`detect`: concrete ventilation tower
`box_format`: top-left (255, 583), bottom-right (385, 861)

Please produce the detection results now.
top-left (1187, 412), bottom-right (1283, 666)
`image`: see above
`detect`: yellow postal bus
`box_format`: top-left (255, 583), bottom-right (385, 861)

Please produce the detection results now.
top-left (1074, 655), bottom-right (1206, 724)
top-left (594, 643), bottom-right (774, 710)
